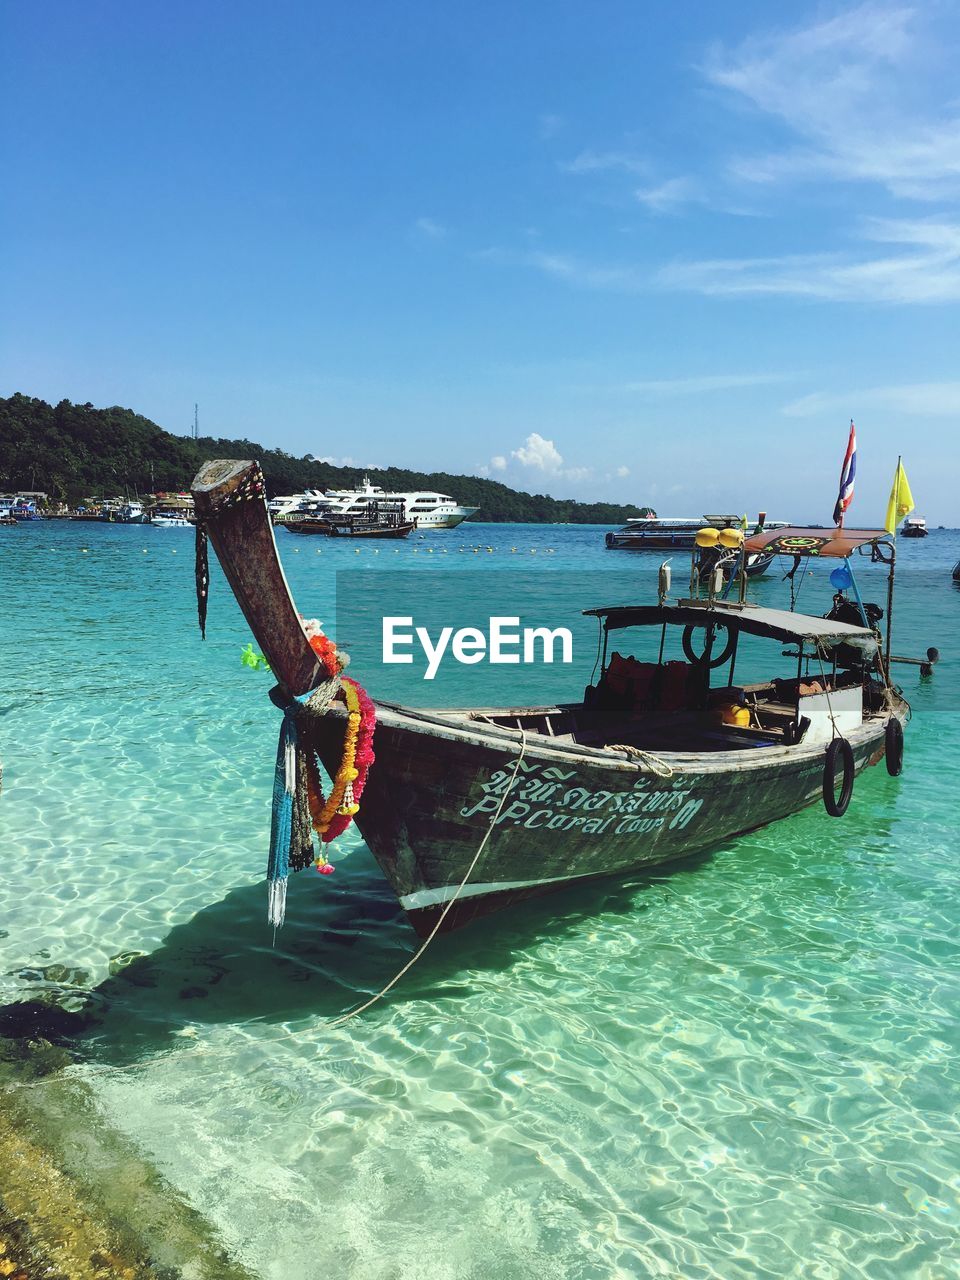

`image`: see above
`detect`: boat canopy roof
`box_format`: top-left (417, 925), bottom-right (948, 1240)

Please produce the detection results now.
top-left (743, 526), bottom-right (889, 558)
top-left (583, 599), bottom-right (877, 649)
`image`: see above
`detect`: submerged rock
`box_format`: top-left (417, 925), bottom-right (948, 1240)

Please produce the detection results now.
top-left (0, 1001), bottom-right (86, 1046)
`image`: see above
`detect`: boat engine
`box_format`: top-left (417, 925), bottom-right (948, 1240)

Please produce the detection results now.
top-left (824, 593), bottom-right (883, 671)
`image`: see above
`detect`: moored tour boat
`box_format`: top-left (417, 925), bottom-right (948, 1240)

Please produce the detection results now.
top-left (117, 500), bottom-right (147, 524)
top-left (901, 517), bottom-right (928, 538)
top-left (193, 460), bottom-right (918, 938)
top-left (283, 497), bottom-right (415, 539)
top-left (285, 518), bottom-right (416, 538)
top-left (10, 500), bottom-right (43, 521)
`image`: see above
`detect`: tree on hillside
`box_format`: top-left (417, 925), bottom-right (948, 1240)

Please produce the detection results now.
top-left (0, 394), bottom-right (650, 523)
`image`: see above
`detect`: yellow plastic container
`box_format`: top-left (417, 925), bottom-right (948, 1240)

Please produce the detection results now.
top-left (695, 526), bottom-right (720, 547)
top-left (713, 702), bottom-right (750, 727)
top-left (718, 527), bottom-right (744, 549)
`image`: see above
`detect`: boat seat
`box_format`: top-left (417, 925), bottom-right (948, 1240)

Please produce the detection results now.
top-left (754, 700), bottom-right (795, 718)
top-left (593, 656), bottom-right (696, 718)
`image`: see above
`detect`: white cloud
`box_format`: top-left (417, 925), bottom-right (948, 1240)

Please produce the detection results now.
top-left (512, 432), bottom-right (565, 471)
top-left (498, 434), bottom-right (595, 485)
top-left (621, 372), bottom-right (791, 395)
top-left (659, 217), bottom-right (960, 303)
top-left (478, 246), bottom-right (648, 292)
top-left (783, 381), bottom-right (960, 417)
top-left (414, 217), bottom-right (447, 238)
top-left (561, 150), bottom-right (650, 176)
top-left (616, 465), bottom-right (630, 478)
top-left (635, 177), bottom-right (701, 213)
top-left (704, 4), bottom-right (960, 200)
top-left (484, 218), bottom-right (960, 304)
top-left (563, 153), bottom-right (712, 214)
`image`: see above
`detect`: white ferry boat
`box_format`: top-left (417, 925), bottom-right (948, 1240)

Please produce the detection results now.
top-left (270, 476), bottom-right (479, 528)
top-left (901, 517), bottom-right (928, 539)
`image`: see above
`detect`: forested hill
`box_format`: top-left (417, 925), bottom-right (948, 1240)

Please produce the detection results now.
top-left (0, 394), bottom-right (650, 524)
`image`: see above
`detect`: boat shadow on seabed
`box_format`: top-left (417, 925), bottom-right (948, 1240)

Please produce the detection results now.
top-left (0, 845), bottom-right (728, 1067)
top-left (0, 789), bottom-right (900, 1070)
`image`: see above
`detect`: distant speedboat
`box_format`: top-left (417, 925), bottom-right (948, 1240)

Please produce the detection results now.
top-left (606, 513), bottom-right (787, 577)
top-left (605, 513), bottom-right (788, 551)
top-left (901, 517), bottom-right (928, 539)
top-left (151, 514), bottom-right (193, 528)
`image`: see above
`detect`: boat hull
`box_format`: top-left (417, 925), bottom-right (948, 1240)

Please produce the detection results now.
top-left (606, 530), bottom-right (706, 551)
top-left (311, 700), bottom-right (899, 936)
top-left (415, 511), bottom-right (478, 529)
top-left (283, 519), bottom-right (415, 538)
top-left (329, 522), bottom-right (415, 539)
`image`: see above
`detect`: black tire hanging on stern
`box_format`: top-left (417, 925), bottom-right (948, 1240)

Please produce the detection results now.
top-left (822, 737), bottom-right (855, 817)
top-left (885, 717), bottom-right (904, 777)
top-left (681, 623), bottom-right (735, 669)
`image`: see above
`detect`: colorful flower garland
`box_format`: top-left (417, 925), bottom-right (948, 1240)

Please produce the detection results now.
top-left (243, 617), bottom-right (376, 877)
top-left (303, 617), bottom-right (344, 680)
top-left (322, 678), bottom-right (376, 842)
top-left (304, 678), bottom-right (376, 872)
top-left (299, 621), bottom-right (375, 871)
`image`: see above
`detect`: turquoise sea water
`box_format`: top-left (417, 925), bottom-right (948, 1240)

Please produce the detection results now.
top-left (1, 520), bottom-right (958, 1279)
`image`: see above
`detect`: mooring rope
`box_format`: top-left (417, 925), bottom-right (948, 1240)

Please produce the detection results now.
top-left (32, 728), bottom-right (530, 1081)
top-left (324, 727), bottom-right (528, 1028)
top-left (32, 732), bottom-right (542, 1080)
top-left (606, 744), bottom-right (674, 777)
top-left (815, 650), bottom-right (841, 741)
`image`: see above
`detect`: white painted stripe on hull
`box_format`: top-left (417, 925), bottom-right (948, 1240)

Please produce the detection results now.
top-left (400, 874), bottom-right (577, 911)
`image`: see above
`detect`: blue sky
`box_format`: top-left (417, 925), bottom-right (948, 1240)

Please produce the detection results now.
top-left (3, 1), bottom-right (959, 521)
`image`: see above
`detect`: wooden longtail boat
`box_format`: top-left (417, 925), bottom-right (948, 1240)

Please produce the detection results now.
top-left (193, 460), bottom-right (912, 937)
top-left (283, 517), bottom-right (416, 539)
top-left (281, 495), bottom-right (415, 539)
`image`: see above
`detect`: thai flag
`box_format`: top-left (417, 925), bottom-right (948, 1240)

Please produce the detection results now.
top-left (833, 420), bottom-right (856, 527)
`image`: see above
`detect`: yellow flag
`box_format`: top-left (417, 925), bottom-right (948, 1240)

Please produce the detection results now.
top-left (884, 460), bottom-right (915, 535)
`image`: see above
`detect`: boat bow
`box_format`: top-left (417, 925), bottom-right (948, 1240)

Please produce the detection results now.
top-left (192, 459), bottom-right (323, 695)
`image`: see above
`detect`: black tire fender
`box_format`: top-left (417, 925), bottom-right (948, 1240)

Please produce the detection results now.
top-left (823, 738), bottom-right (855, 817)
top-left (682, 623), bottom-right (735, 669)
top-left (885, 717), bottom-right (904, 777)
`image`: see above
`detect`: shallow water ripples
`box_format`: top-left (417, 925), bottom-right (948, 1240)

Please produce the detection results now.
top-left (3, 523), bottom-right (960, 1278)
